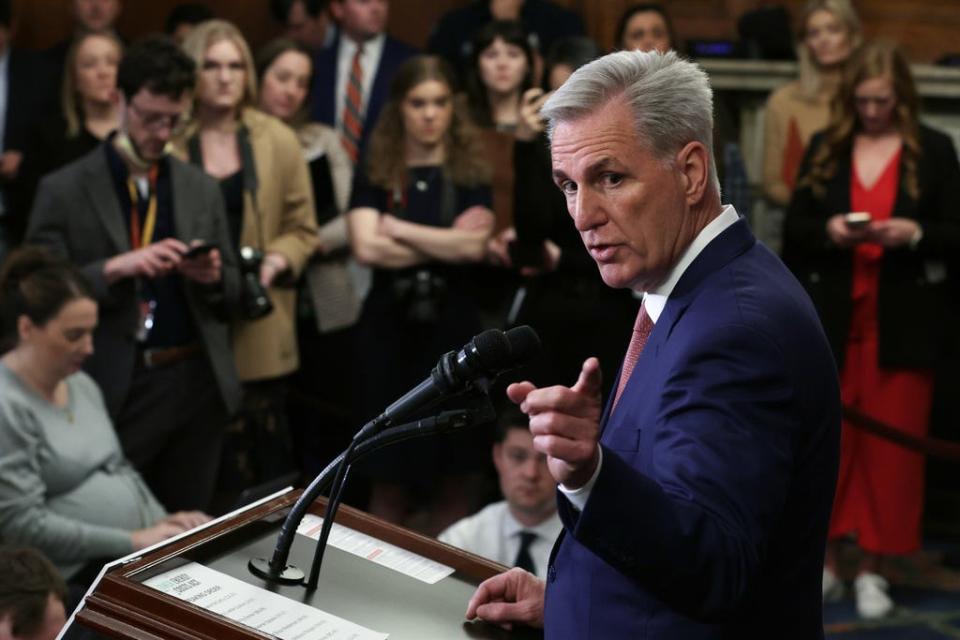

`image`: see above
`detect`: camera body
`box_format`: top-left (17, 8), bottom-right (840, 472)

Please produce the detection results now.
top-left (391, 269), bottom-right (447, 325)
top-left (238, 246), bottom-right (274, 320)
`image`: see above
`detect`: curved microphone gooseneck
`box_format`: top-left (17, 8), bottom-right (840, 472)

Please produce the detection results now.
top-left (247, 326), bottom-right (541, 586)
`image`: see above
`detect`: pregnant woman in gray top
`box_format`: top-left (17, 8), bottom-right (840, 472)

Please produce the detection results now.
top-left (0, 247), bottom-right (211, 580)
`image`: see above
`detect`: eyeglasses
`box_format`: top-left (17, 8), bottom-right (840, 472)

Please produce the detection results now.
top-left (128, 101), bottom-right (182, 131)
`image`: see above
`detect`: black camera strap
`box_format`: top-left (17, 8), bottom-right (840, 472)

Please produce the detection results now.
top-left (187, 122), bottom-right (266, 252)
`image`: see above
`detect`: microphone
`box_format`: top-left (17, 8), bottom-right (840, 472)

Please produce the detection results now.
top-left (381, 326), bottom-right (541, 426)
top-left (248, 328), bottom-right (540, 586)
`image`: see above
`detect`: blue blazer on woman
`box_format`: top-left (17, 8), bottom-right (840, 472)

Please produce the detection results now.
top-left (544, 218), bottom-right (841, 639)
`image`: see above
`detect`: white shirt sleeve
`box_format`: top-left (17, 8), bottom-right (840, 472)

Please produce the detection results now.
top-left (557, 445), bottom-right (603, 511)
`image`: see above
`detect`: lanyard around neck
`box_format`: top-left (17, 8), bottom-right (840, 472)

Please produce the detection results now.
top-left (127, 165), bottom-right (159, 249)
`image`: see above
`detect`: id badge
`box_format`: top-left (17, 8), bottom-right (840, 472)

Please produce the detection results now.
top-left (136, 299), bottom-right (157, 342)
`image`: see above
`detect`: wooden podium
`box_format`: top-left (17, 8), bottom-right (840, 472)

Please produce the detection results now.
top-left (72, 490), bottom-right (542, 639)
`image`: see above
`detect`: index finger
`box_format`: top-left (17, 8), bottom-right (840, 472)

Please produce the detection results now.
top-left (466, 572), bottom-right (510, 619)
top-left (571, 357), bottom-right (602, 397)
top-left (521, 87), bottom-right (544, 105)
top-left (151, 244), bottom-right (185, 264)
top-left (520, 357), bottom-right (602, 415)
top-left (159, 237), bottom-right (189, 253)
top-left (521, 384), bottom-right (597, 418)
top-left (530, 92), bottom-right (551, 112)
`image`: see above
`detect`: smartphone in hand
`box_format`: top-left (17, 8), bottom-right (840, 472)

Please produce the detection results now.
top-left (844, 212), bottom-right (872, 229)
top-left (183, 242), bottom-right (217, 259)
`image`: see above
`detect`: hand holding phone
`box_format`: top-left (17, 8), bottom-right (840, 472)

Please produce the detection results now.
top-left (183, 242), bottom-right (217, 259)
top-left (844, 212), bottom-right (872, 229)
top-left (178, 242), bottom-right (221, 285)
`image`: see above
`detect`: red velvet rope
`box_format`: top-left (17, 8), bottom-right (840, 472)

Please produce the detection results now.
top-left (843, 406), bottom-right (960, 461)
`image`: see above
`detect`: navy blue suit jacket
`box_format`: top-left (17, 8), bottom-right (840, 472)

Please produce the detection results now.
top-left (544, 218), bottom-right (840, 638)
top-left (309, 34), bottom-right (417, 163)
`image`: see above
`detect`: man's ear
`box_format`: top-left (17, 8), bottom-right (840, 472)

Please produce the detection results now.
top-left (329, 0), bottom-right (344, 21)
top-left (675, 140), bottom-right (710, 206)
top-left (16, 314), bottom-right (34, 344)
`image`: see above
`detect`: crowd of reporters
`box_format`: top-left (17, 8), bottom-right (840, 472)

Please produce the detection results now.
top-left (0, 0), bottom-right (957, 630)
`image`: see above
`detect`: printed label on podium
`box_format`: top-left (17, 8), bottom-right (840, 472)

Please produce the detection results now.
top-left (297, 513), bottom-right (455, 584)
top-left (145, 561), bottom-right (388, 639)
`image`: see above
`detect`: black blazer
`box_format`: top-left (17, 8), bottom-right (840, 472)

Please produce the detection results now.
top-left (25, 147), bottom-right (242, 417)
top-left (782, 124), bottom-right (960, 369)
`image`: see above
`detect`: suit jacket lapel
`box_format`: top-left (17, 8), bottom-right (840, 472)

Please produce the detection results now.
top-left (313, 37), bottom-right (339, 125)
top-left (81, 151), bottom-right (130, 253)
top-left (169, 159), bottom-right (196, 243)
top-left (603, 218), bottom-right (757, 423)
top-left (658, 218), bottom-right (756, 337)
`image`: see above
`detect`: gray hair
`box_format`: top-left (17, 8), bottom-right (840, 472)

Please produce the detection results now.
top-left (542, 50), bottom-right (718, 189)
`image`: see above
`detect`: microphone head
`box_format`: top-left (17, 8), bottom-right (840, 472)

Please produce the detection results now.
top-left (505, 325), bottom-right (541, 365)
top-left (470, 329), bottom-right (514, 371)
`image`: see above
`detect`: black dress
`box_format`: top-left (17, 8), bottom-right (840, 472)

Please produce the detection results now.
top-left (350, 164), bottom-right (492, 483)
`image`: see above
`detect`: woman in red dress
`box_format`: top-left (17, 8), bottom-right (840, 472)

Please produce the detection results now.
top-left (783, 41), bottom-right (960, 619)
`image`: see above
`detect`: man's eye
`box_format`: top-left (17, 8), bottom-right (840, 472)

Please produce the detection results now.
top-left (602, 173), bottom-right (623, 186)
top-left (560, 181), bottom-right (577, 195)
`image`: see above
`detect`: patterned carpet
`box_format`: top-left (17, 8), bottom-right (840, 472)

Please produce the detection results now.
top-left (825, 545), bottom-right (960, 638)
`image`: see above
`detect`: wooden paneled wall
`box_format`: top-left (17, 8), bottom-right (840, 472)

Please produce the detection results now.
top-left (12, 0), bottom-right (960, 64)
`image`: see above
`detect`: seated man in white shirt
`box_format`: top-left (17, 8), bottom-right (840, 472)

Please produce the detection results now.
top-left (438, 404), bottom-right (561, 579)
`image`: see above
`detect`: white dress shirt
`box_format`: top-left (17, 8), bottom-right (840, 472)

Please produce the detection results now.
top-left (438, 501), bottom-right (562, 580)
top-left (560, 205), bottom-right (742, 510)
top-left (334, 34), bottom-right (385, 132)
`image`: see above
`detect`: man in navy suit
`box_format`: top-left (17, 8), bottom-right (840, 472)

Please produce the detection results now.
top-left (466, 50), bottom-right (840, 638)
top-left (310, 0), bottom-right (416, 164)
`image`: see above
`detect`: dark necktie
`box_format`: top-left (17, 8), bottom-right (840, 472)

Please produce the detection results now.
top-left (612, 304), bottom-right (655, 411)
top-left (514, 531), bottom-right (538, 574)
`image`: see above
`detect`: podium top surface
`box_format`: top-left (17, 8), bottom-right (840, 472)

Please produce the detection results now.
top-left (77, 490), bottom-right (541, 640)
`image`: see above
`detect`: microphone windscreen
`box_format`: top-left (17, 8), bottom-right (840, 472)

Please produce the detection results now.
top-left (472, 329), bottom-right (514, 370)
top-left (505, 326), bottom-right (541, 364)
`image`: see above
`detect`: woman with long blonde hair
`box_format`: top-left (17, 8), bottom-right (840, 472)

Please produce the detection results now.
top-left (29, 32), bottom-right (122, 184)
top-left (176, 20), bottom-right (318, 490)
top-left (783, 41), bottom-right (960, 619)
top-left (762, 0), bottom-right (861, 206)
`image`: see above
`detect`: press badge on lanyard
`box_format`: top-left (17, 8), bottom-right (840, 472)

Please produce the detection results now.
top-left (130, 167), bottom-right (159, 343)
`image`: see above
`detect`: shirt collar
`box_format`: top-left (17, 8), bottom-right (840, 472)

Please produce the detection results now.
top-left (642, 204), bottom-right (740, 323)
top-left (339, 32), bottom-right (385, 59)
top-left (502, 504), bottom-right (561, 540)
top-left (103, 132), bottom-right (169, 198)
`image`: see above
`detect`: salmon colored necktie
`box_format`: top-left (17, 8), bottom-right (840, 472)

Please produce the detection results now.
top-left (612, 304), bottom-right (655, 410)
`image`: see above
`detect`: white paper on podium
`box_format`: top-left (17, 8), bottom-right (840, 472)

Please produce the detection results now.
top-left (144, 561), bottom-right (388, 640)
top-left (297, 513), bottom-right (455, 585)
top-left (56, 487), bottom-right (296, 640)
